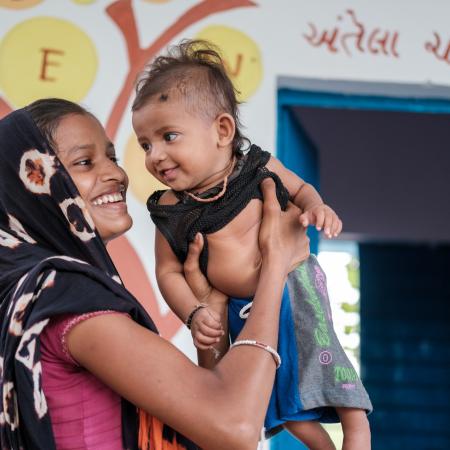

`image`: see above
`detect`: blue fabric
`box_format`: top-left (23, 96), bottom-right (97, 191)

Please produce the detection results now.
top-left (228, 284), bottom-right (320, 433)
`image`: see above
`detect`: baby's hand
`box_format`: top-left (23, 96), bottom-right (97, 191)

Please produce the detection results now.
top-left (299, 204), bottom-right (342, 238)
top-left (190, 307), bottom-right (224, 350)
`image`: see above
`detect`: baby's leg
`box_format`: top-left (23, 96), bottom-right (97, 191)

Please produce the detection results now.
top-left (337, 407), bottom-right (371, 450)
top-left (284, 420), bottom-right (336, 450)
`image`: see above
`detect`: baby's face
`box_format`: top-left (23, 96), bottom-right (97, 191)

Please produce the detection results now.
top-left (132, 98), bottom-right (230, 193)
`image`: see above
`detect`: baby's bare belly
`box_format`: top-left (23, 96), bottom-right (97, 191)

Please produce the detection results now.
top-left (206, 199), bottom-right (263, 298)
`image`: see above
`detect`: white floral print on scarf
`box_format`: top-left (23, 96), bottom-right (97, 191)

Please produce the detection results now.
top-left (19, 149), bottom-right (56, 195)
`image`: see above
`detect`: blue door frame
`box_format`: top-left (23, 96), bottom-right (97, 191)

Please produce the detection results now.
top-left (271, 86), bottom-right (450, 450)
top-left (276, 87), bottom-right (450, 254)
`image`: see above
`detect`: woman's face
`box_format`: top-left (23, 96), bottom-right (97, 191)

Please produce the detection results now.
top-left (54, 113), bottom-right (132, 243)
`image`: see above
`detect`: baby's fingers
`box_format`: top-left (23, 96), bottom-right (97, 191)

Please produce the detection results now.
top-left (197, 309), bottom-right (221, 328)
top-left (193, 333), bottom-right (222, 349)
top-left (193, 338), bottom-right (214, 350)
top-left (197, 321), bottom-right (224, 337)
top-left (315, 209), bottom-right (325, 231)
top-left (323, 213), bottom-right (334, 238)
top-left (332, 218), bottom-right (343, 237)
top-left (299, 211), bottom-right (312, 228)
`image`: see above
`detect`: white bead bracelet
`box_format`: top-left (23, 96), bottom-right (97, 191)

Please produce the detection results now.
top-left (230, 339), bottom-right (281, 369)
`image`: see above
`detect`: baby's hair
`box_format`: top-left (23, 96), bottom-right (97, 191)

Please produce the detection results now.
top-left (132, 39), bottom-right (248, 154)
top-left (26, 98), bottom-right (94, 150)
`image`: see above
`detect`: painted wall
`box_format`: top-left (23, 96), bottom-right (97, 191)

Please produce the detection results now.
top-left (1, 0), bottom-right (450, 356)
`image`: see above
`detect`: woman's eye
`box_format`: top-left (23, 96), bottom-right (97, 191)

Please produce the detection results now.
top-left (140, 142), bottom-right (151, 152)
top-left (110, 156), bottom-right (119, 164)
top-left (164, 132), bottom-right (177, 142)
top-left (75, 159), bottom-right (92, 166)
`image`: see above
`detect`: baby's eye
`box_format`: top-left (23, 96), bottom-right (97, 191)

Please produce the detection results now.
top-left (140, 142), bottom-right (151, 152)
top-left (110, 156), bottom-right (119, 164)
top-left (164, 132), bottom-right (178, 142)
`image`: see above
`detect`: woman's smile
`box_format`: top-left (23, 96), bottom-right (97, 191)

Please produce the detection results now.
top-left (91, 187), bottom-right (126, 207)
top-left (54, 113), bottom-right (133, 242)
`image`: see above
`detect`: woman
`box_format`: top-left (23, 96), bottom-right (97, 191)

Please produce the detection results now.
top-left (0, 99), bottom-right (309, 450)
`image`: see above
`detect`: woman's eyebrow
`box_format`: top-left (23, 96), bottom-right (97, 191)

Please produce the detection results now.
top-left (61, 143), bottom-right (95, 156)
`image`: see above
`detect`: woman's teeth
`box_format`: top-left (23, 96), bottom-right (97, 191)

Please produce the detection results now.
top-left (92, 192), bottom-right (123, 206)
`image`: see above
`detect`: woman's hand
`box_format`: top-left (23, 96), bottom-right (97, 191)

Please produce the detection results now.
top-left (259, 178), bottom-right (310, 273)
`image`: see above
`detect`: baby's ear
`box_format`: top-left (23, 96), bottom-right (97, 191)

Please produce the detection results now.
top-left (215, 113), bottom-right (235, 148)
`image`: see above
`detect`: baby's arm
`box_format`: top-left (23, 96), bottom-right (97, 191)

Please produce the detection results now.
top-left (266, 156), bottom-right (342, 238)
top-left (155, 229), bottom-right (227, 363)
top-left (183, 233), bottom-right (230, 369)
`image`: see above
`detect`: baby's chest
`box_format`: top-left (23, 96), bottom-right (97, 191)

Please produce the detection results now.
top-left (204, 199), bottom-right (263, 297)
top-left (206, 198), bottom-right (263, 245)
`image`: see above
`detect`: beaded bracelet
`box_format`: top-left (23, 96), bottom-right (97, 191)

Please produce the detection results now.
top-left (230, 340), bottom-right (281, 369)
top-left (185, 303), bottom-right (208, 329)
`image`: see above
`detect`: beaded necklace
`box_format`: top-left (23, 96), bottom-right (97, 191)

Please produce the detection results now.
top-left (183, 156), bottom-right (236, 203)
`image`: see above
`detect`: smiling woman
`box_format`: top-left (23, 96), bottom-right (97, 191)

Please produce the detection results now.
top-left (53, 113), bottom-right (132, 242)
top-left (0, 98), bottom-right (311, 450)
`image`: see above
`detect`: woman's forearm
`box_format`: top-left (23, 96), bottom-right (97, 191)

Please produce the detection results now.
top-left (207, 258), bottom-right (287, 442)
top-left (68, 261), bottom-right (291, 449)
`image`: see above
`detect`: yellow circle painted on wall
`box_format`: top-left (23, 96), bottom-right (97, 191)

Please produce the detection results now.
top-left (124, 134), bottom-right (168, 204)
top-left (0, 17), bottom-right (97, 108)
top-left (196, 25), bottom-right (263, 101)
top-left (0, 0), bottom-right (42, 9)
top-left (71, 0), bottom-right (97, 4)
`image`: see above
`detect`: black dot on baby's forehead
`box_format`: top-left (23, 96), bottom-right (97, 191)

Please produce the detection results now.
top-left (159, 93), bottom-right (169, 102)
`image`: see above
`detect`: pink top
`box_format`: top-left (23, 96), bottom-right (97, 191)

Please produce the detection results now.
top-left (40, 311), bottom-right (125, 450)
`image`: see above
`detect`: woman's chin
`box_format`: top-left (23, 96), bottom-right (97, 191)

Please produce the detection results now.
top-left (98, 216), bottom-right (133, 244)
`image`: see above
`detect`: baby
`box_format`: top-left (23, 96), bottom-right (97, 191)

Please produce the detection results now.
top-left (132, 40), bottom-right (372, 450)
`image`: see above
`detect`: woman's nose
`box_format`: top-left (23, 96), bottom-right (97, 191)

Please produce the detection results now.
top-left (100, 157), bottom-right (126, 182)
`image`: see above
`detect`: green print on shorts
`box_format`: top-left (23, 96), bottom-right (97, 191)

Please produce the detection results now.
top-left (334, 366), bottom-right (358, 383)
top-left (297, 264), bottom-right (330, 347)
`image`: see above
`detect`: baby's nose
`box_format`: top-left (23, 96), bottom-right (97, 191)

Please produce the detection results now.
top-left (150, 145), bottom-right (167, 162)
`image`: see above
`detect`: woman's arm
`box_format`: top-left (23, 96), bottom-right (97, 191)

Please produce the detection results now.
top-left (67, 179), bottom-right (309, 450)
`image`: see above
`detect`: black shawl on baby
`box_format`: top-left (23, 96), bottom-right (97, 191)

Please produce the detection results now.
top-left (0, 109), bottom-right (197, 449)
top-left (147, 145), bottom-right (290, 276)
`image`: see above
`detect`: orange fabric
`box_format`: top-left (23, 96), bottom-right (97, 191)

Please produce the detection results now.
top-left (139, 410), bottom-right (188, 450)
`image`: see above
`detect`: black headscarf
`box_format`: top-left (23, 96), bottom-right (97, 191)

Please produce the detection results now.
top-left (0, 108), bottom-right (171, 449)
